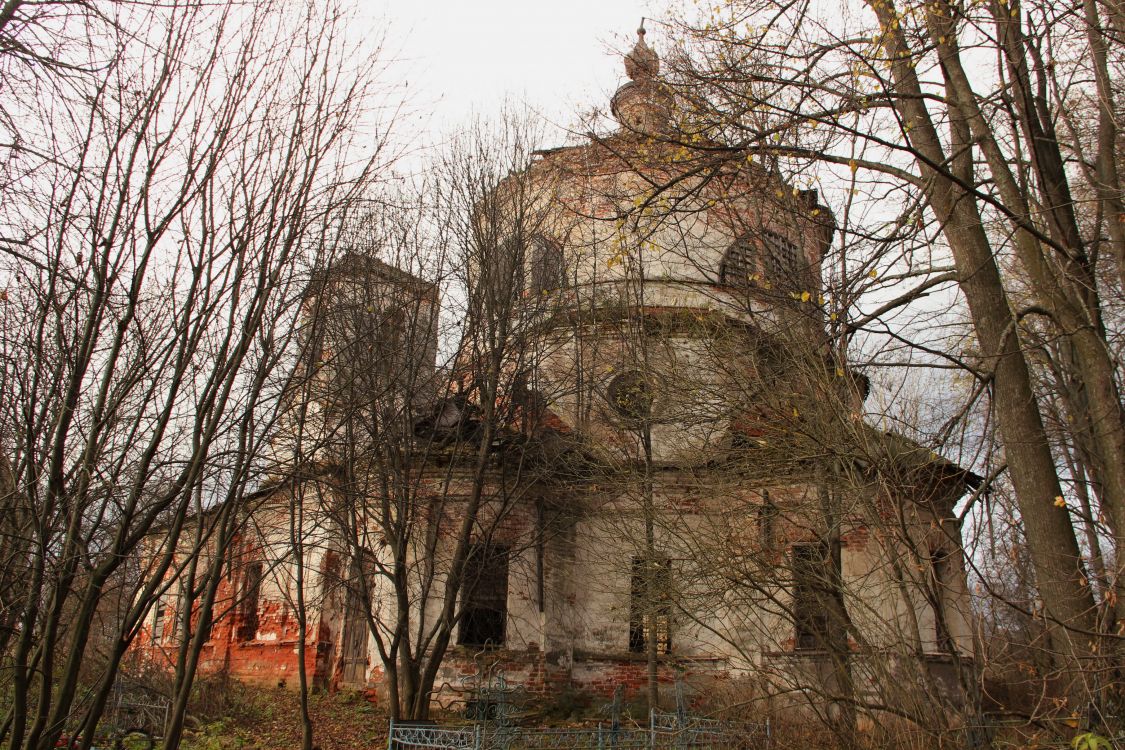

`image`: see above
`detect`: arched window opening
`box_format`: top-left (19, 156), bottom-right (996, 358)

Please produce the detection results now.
top-left (719, 238), bottom-right (755, 287)
top-left (720, 231), bottom-right (806, 291)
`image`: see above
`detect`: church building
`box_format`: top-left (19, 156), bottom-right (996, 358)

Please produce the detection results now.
top-left (136, 28), bottom-right (979, 723)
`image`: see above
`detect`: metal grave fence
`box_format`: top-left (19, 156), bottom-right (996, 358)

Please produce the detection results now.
top-left (107, 679), bottom-right (170, 737)
top-left (388, 713), bottom-right (766, 750)
top-left (388, 679), bottom-right (768, 750)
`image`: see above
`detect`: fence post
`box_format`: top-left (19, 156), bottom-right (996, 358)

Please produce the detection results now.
top-left (386, 718), bottom-right (394, 750)
top-left (649, 708), bottom-right (656, 750)
top-left (674, 681), bottom-right (686, 727)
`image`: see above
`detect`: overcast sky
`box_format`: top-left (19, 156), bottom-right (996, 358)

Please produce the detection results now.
top-left (367, 0), bottom-right (670, 143)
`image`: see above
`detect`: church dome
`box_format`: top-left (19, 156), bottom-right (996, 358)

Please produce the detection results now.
top-left (488, 27), bottom-right (835, 466)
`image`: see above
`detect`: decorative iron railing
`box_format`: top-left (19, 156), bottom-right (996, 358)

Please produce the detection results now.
top-left (393, 667), bottom-right (766, 750)
top-left (387, 722), bottom-right (481, 749)
top-left (388, 710), bottom-right (768, 750)
top-left (102, 677), bottom-right (170, 735)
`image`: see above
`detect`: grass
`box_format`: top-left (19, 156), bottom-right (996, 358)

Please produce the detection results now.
top-left (180, 685), bottom-right (387, 750)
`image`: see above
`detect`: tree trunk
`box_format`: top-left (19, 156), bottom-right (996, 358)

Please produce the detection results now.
top-left (871, 0), bottom-right (1099, 710)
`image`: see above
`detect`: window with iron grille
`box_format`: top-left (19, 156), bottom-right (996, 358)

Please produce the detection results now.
top-left (719, 237), bottom-right (755, 287)
top-left (720, 232), bottom-right (805, 291)
top-left (629, 555), bottom-right (673, 654)
top-left (760, 231), bottom-right (802, 285)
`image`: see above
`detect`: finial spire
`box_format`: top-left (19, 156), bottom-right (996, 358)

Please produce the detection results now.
top-left (624, 19), bottom-right (659, 81)
top-left (612, 21), bottom-right (672, 134)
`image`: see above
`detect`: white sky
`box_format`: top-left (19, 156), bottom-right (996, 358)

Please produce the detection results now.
top-left (365, 0), bottom-right (668, 144)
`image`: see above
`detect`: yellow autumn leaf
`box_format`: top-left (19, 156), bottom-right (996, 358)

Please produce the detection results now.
top-left (800, 291), bottom-right (811, 302)
top-left (836, 367), bottom-right (846, 377)
top-left (1054, 496), bottom-right (1067, 508)
top-left (868, 269), bottom-right (878, 279)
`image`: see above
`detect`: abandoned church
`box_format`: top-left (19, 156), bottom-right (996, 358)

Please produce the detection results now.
top-left (136, 28), bottom-right (979, 722)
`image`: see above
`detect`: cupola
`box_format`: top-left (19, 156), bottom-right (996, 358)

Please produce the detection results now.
top-left (610, 23), bottom-right (673, 135)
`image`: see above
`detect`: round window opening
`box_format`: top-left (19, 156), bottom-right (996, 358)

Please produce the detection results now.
top-left (607, 370), bottom-right (653, 420)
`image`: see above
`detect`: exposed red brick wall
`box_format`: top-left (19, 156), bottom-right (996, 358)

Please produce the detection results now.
top-left (841, 525), bottom-right (869, 550)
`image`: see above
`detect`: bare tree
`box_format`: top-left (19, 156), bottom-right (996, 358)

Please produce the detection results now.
top-left (609, 0), bottom-right (1125, 725)
top-left (0, 1), bottom-right (394, 748)
top-left (543, 135), bottom-right (985, 740)
top-left (271, 112), bottom-right (574, 721)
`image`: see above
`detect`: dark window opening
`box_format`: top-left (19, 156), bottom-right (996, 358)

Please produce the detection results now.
top-left (170, 581), bottom-right (187, 639)
top-left (152, 596), bottom-right (166, 641)
top-left (479, 238), bottom-right (525, 304)
top-left (237, 561), bottom-right (264, 641)
top-left (504, 238), bottom-right (526, 300)
top-left (458, 545), bottom-right (509, 648)
top-left (334, 551), bottom-right (375, 686)
top-left (629, 555), bottom-right (673, 654)
top-left (530, 237), bottom-right (565, 295)
top-left (792, 543), bottom-right (833, 650)
top-left (607, 370), bottom-right (652, 420)
top-left (756, 492), bottom-right (778, 549)
top-left (930, 548), bottom-right (954, 652)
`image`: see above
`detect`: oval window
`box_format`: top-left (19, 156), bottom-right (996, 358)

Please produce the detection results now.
top-left (607, 370), bottom-right (652, 420)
